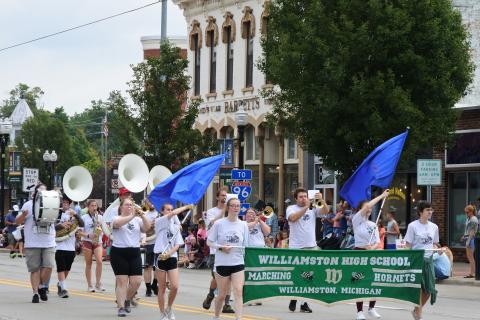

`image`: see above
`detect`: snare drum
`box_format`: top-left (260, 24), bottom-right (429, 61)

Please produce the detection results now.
top-left (34, 190), bottom-right (62, 225)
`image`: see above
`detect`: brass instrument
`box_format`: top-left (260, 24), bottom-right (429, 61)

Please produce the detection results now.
top-left (91, 213), bottom-right (103, 246)
top-left (55, 209), bottom-right (80, 242)
top-left (262, 206), bottom-right (274, 219)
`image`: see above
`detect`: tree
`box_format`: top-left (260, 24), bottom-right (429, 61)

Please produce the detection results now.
top-left (16, 110), bottom-right (75, 183)
top-left (1, 83), bottom-right (43, 117)
top-left (128, 41), bottom-right (217, 170)
top-left (261, 0), bottom-right (474, 176)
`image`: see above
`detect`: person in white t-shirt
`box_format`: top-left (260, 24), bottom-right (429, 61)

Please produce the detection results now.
top-left (351, 189), bottom-right (389, 320)
top-left (15, 183), bottom-right (55, 304)
top-left (245, 208), bottom-right (271, 248)
top-left (153, 203), bottom-right (191, 320)
top-left (110, 197), bottom-right (151, 317)
top-left (286, 188), bottom-right (328, 313)
top-left (54, 195), bottom-right (84, 298)
top-left (202, 187), bottom-right (235, 314)
top-left (207, 198), bottom-right (249, 320)
top-left (78, 199), bottom-right (105, 292)
top-left (405, 201), bottom-right (441, 320)
top-left (142, 198), bottom-right (159, 297)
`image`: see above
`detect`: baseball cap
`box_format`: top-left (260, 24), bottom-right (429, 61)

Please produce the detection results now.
top-left (119, 187), bottom-right (131, 197)
top-left (13, 204), bottom-right (19, 211)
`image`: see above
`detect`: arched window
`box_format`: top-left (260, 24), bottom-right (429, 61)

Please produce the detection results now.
top-left (261, 1), bottom-right (270, 35)
top-left (222, 12), bottom-right (236, 91)
top-left (189, 20), bottom-right (202, 96)
top-left (242, 7), bottom-right (255, 88)
top-left (205, 17), bottom-right (218, 94)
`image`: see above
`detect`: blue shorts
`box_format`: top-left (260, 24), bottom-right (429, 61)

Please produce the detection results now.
top-left (386, 243), bottom-right (396, 250)
top-left (468, 239), bottom-right (475, 250)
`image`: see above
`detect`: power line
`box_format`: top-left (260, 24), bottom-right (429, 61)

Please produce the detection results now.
top-left (0, 1), bottom-right (160, 53)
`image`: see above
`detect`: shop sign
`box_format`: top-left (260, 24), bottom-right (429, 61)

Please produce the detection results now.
top-left (417, 159), bottom-right (442, 186)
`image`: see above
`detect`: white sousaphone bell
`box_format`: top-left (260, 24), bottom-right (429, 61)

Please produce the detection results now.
top-left (118, 154), bottom-right (150, 193)
top-left (147, 165), bottom-right (172, 194)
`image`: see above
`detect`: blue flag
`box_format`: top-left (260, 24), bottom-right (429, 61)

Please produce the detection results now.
top-left (339, 131), bottom-right (408, 208)
top-left (149, 154), bottom-right (225, 210)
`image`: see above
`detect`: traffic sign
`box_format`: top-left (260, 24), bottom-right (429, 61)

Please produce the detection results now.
top-left (231, 169), bottom-right (252, 180)
top-left (240, 203), bottom-right (250, 216)
top-left (22, 168), bottom-right (39, 192)
top-left (232, 183), bottom-right (252, 201)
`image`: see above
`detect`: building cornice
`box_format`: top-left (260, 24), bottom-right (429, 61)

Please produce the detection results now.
top-left (173, 0), bottom-right (254, 17)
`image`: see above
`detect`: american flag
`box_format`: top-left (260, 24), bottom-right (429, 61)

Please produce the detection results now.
top-left (103, 116), bottom-right (108, 137)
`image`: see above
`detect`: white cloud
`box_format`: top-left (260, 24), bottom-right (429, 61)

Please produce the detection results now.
top-left (0, 0), bottom-right (187, 115)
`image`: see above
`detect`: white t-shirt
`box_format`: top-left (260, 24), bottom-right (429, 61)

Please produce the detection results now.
top-left (112, 216), bottom-right (144, 248)
top-left (208, 218), bottom-right (249, 267)
top-left (153, 216), bottom-right (184, 258)
top-left (352, 212), bottom-right (379, 248)
top-left (405, 220), bottom-right (439, 258)
top-left (286, 205), bottom-right (321, 248)
top-left (56, 211), bottom-right (77, 251)
top-left (248, 222), bottom-right (266, 247)
top-left (144, 210), bottom-right (159, 245)
top-left (81, 213), bottom-right (103, 244)
top-left (22, 200), bottom-right (56, 249)
top-left (206, 206), bottom-right (225, 254)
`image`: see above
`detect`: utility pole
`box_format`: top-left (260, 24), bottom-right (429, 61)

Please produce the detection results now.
top-left (161, 0), bottom-right (167, 41)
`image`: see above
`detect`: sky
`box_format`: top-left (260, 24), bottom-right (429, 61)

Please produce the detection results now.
top-left (0, 0), bottom-right (187, 115)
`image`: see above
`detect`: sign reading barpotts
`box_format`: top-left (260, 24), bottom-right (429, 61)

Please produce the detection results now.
top-left (244, 248), bottom-right (423, 306)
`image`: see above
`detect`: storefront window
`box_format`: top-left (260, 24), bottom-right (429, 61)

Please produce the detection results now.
top-left (284, 164), bottom-right (298, 203)
top-left (385, 175), bottom-right (408, 230)
top-left (446, 131), bottom-right (480, 166)
top-left (245, 127), bottom-right (255, 160)
top-left (449, 172), bottom-right (479, 247)
top-left (264, 165), bottom-right (278, 210)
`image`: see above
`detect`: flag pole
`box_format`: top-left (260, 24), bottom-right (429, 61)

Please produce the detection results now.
top-left (104, 110), bottom-right (108, 212)
top-left (368, 195), bottom-right (387, 245)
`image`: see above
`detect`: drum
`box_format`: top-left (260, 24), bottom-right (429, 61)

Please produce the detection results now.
top-left (34, 190), bottom-right (62, 225)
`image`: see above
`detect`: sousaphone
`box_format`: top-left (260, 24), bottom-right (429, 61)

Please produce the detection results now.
top-left (145, 165), bottom-right (172, 242)
top-left (118, 154), bottom-right (149, 193)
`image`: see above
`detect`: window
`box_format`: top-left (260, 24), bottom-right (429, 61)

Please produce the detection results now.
top-left (448, 172), bottom-right (480, 247)
top-left (287, 137), bottom-right (297, 159)
top-left (194, 34), bottom-right (201, 96)
top-left (226, 27), bottom-right (234, 91)
top-left (205, 17), bottom-right (218, 94)
top-left (189, 20), bottom-right (202, 96)
top-left (245, 126), bottom-right (255, 160)
top-left (446, 130), bottom-right (480, 167)
top-left (245, 21), bottom-right (254, 88)
top-left (208, 31), bottom-right (216, 93)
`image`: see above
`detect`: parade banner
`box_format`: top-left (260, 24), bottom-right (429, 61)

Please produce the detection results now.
top-left (244, 247), bottom-right (423, 305)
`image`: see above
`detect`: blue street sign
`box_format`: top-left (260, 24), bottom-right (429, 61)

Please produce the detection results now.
top-left (231, 183), bottom-right (252, 201)
top-left (231, 169), bottom-right (252, 180)
top-left (240, 203), bottom-right (250, 216)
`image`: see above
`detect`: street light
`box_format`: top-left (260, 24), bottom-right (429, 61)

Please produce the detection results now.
top-left (43, 150), bottom-right (58, 189)
top-left (0, 118), bottom-right (12, 228)
top-left (234, 104), bottom-right (248, 169)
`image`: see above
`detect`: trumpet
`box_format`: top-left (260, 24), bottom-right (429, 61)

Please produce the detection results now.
top-left (309, 199), bottom-right (325, 210)
top-left (134, 203), bottom-right (147, 217)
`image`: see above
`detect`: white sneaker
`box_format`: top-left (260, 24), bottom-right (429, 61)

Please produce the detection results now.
top-left (95, 284), bottom-right (106, 292)
top-left (159, 312), bottom-right (169, 320)
top-left (368, 308), bottom-right (381, 319)
top-left (165, 306), bottom-right (175, 320)
top-left (356, 311), bottom-right (366, 320)
top-left (88, 286), bottom-right (95, 292)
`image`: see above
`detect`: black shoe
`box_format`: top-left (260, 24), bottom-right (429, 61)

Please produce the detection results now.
top-left (145, 289), bottom-right (152, 297)
top-left (152, 279), bottom-right (158, 295)
top-left (38, 288), bottom-right (48, 301)
top-left (289, 300), bottom-right (297, 312)
top-left (300, 302), bottom-right (312, 313)
top-left (124, 300), bottom-right (131, 313)
top-left (57, 283), bottom-right (62, 296)
top-left (202, 293), bottom-right (214, 310)
top-left (59, 289), bottom-right (69, 298)
top-left (32, 294), bottom-right (39, 303)
top-left (222, 304), bottom-right (235, 313)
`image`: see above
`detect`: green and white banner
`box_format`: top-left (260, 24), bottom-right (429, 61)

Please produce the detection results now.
top-left (244, 248), bottom-right (424, 306)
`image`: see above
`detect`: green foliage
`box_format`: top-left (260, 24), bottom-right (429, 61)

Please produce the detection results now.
top-left (15, 110), bottom-right (75, 183)
top-left (1, 83), bottom-right (43, 117)
top-left (128, 41), bottom-right (217, 170)
top-left (261, 0), bottom-right (474, 176)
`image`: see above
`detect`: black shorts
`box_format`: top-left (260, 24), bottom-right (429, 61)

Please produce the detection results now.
top-left (110, 246), bottom-right (142, 276)
top-left (55, 250), bottom-right (76, 272)
top-left (154, 256), bottom-right (178, 272)
top-left (216, 264), bottom-right (245, 277)
top-left (144, 244), bottom-right (155, 267)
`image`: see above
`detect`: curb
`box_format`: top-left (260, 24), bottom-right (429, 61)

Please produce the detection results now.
top-left (438, 278), bottom-right (480, 287)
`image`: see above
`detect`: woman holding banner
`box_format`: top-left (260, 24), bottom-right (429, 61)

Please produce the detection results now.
top-left (405, 201), bottom-right (440, 320)
top-left (352, 189), bottom-right (389, 320)
top-left (207, 198), bottom-right (249, 320)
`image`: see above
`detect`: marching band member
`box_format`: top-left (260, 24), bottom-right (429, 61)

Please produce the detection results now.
top-left (352, 189), bottom-right (389, 320)
top-left (79, 199), bottom-right (105, 292)
top-left (202, 187), bottom-right (235, 314)
top-left (15, 183), bottom-right (54, 303)
top-left (154, 203), bottom-right (192, 320)
top-left (245, 208), bottom-right (270, 248)
top-left (405, 201), bottom-right (440, 320)
top-left (104, 187), bottom-right (133, 225)
top-left (54, 195), bottom-right (84, 298)
top-left (207, 198), bottom-right (249, 320)
top-left (286, 188), bottom-right (328, 313)
top-left (143, 198), bottom-right (159, 297)
top-left (110, 197), bottom-right (151, 317)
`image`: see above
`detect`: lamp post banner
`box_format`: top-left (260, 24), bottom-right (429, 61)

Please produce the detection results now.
top-left (243, 247), bottom-right (423, 306)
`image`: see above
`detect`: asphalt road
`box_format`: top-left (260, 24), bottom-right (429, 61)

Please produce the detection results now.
top-left (0, 252), bottom-right (479, 320)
